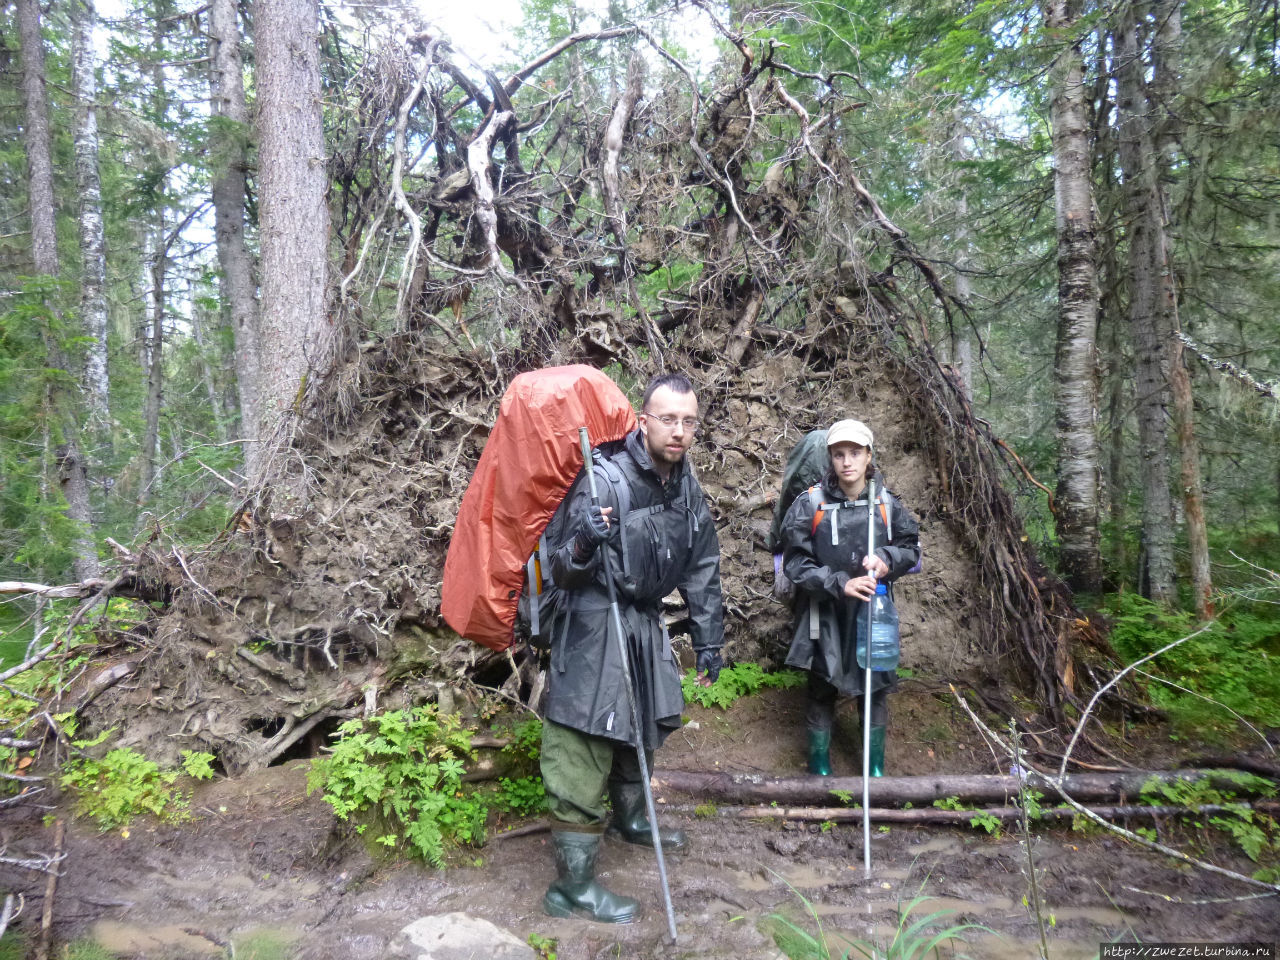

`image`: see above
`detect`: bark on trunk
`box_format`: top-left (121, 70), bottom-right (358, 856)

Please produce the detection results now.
top-left (73, 0), bottom-right (111, 439)
top-left (208, 0), bottom-right (262, 474)
top-left (255, 0), bottom-right (331, 460)
top-left (950, 118), bottom-right (974, 399)
top-left (19, 0), bottom-right (100, 581)
top-left (1115, 4), bottom-right (1177, 605)
top-left (1047, 0), bottom-right (1103, 594)
top-left (651, 768), bottom-right (1272, 806)
top-left (189, 300), bottom-right (227, 439)
top-left (1149, 0), bottom-right (1211, 618)
top-left (17, 0), bottom-right (58, 276)
top-left (670, 800), bottom-right (1280, 825)
top-left (140, 219), bottom-right (166, 502)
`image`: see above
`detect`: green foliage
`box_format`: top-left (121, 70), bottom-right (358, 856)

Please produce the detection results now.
top-left (60, 746), bottom-right (187, 829)
top-left (307, 706), bottom-right (487, 867)
top-left (682, 663), bottom-right (806, 710)
top-left (231, 929), bottom-right (297, 960)
top-left (501, 716), bottom-right (543, 763)
top-left (1104, 593), bottom-right (1280, 739)
top-left (527, 932), bottom-right (558, 960)
top-left (762, 873), bottom-right (995, 959)
top-left (491, 775), bottom-right (546, 817)
top-left (60, 941), bottom-right (116, 960)
top-left (180, 750), bottom-right (217, 780)
top-left (1138, 772), bottom-right (1280, 873)
top-left (933, 796), bottom-right (1002, 836)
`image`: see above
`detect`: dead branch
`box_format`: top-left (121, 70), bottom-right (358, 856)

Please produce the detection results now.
top-left (651, 768), bottom-right (1270, 807)
top-left (667, 800), bottom-right (1280, 825)
top-left (34, 818), bottom-right (64, 960)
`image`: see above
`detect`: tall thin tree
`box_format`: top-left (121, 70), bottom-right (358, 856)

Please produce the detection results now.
top-left (1046, 0), bottom-right (1103, 593)
top-left (1115, 0), bottom-right (1176, 604)
top-left (208, 0), bottom-right (262, 475)
top-left (73, 0), bottom-right (111, 440)
top-left (17, 0), bottom-right (101, 580)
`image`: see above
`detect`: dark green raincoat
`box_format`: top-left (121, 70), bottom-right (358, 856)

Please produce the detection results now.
top-left (546, 429), bottom-right (724, 749)
top-left (781, 474), bottom-right (920, 697)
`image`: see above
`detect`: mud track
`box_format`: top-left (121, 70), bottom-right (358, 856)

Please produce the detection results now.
top-left (15, 686), bottom-right (1280, 959)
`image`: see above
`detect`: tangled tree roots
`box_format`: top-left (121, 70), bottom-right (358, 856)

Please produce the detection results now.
top-left (75, 11), bottom-right (1082, 773)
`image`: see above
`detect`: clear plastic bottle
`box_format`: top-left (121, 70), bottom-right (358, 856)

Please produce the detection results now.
top-left (857, 582), bottom-right (900, 670)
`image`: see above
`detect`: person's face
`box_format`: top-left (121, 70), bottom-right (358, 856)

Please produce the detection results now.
top-left (639, 385), bottom-right (700, 469)
top-left (830, 441), bottom-right (872, 490)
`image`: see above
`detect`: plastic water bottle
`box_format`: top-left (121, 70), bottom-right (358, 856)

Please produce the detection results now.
top-left (857, 582), bottom-right (900, 670)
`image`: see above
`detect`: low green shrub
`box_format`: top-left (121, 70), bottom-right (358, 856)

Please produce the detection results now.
top-left (1104, 593), bottom-right (1280, 739)
top-left (60, 745), bottom-right (188, 829)
top-left (682, 663), bottom-right (806, 710)
top-left (307, 706), bottom-right (485, 866)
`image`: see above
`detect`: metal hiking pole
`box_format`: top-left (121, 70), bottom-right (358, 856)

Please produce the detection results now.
top-left (862, 477), bottom-right (876, 878)
top-left (578, 427), bottom-right (678, 944)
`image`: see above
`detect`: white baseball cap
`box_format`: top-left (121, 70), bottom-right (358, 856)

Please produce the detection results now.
top-left (826, 419), bottom-right (874, 450)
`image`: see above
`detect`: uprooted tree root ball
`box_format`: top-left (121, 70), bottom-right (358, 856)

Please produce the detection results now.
top-left (70, 23), bottom-right (1084, 773)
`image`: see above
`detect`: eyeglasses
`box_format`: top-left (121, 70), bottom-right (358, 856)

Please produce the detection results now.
top-left (643, 413), bottom-right (700, 432)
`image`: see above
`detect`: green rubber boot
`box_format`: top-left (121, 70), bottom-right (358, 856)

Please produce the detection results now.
top-left (868, 726), bottom-right (886, 778)
top-left (543, 827), bottom-right (641, 923)
top-left (807, 728), bottom-right (832, 776)
top-left (608, 781), bottom-right (688, 850)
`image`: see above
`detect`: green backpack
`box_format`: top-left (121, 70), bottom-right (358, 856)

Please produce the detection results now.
top-left (767, 428), bottom-right (829, 553)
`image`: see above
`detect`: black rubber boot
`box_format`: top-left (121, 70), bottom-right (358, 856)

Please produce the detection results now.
top-left (868, 726), bottom-right (886, 778)
top-left (807, 728), bottom-right (832, 776)
top-left (543, 827), bottom-right (641, 923)
top-left (608, 781), bottom-right (688, 850)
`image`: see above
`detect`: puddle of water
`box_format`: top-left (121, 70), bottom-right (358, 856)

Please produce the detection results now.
top-left (908, 836), bottom-right (963, 857)
top-left (734, 862), bottom-right (837, 891)
top-left (91, 921), bottom-right (224, 958)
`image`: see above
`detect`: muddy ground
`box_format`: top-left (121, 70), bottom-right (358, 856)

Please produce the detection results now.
top-left (6, 683), bottom-right (1278, 960)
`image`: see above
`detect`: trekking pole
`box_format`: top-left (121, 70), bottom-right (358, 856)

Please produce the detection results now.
top-left (578, 427), bottom-right (679, 944)
top-left (862, 477), bottom-right (876, 878)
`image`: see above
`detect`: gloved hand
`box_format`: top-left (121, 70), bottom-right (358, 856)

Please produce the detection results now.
top-left (571, 507), bottom-right (612, 561)
top-left (695, 647), bottom-right (723, 684)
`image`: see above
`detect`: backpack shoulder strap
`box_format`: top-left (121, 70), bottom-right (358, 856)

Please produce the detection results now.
top-left (593, 451), bottom-right (633, 580)
top-left (808, 485), bottom-right (825, 536)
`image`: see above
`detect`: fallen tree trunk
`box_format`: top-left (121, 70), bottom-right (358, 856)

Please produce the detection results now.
top-left (666, 800), bottom-right (1280, 825)
top-left (651, 768), bottom-right (1276, 806)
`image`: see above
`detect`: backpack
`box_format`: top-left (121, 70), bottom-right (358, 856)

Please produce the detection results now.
top-left (767, 428), bottom-right (830, 553)
top-left (519, 442), bottom-right (703, 646)
top-left (441, 366), bottom-right (636, 651)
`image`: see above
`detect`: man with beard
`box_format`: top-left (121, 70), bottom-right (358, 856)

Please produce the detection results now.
top-left (539, 372), bottom-right (725, 923)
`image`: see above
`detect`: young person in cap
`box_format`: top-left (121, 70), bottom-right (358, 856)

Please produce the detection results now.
top-left (540, 372), bottom-right (725, 922)
top-left (778, 419), bottom-right (920, 777)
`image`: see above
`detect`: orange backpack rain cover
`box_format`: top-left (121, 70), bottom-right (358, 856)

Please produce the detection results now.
top-left (441, 365), bottom-right (636, 650)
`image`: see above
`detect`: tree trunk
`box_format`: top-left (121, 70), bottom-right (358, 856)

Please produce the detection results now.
top-left (1148, 0), bottom-right (1211, 617)
top-left (651, 768), bottom-right (1271, 806)
top-left (73, 0), bottom-right (111, 440)
top-left (950, 118), bottom-right (974, 400)
top-left (19, 0), bottom-right (100, 581)
top-left (189, 296), bottom-right (227, 439)
top-left (1115, 3), bottom-right (1177, 605)
top-left (17, 0), bottom-right (58, 276)
top-left (140, 220), bottom-right (165, 502)
top-left (254, 0), bottom-right (331, 466)
top-left (208, 0), bottom-right (262, 474)
top-left (1047, 0), bottom-right (1103, 594)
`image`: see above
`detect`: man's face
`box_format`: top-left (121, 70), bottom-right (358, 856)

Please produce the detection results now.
top-left (639, 385), bottom-right (699, 470)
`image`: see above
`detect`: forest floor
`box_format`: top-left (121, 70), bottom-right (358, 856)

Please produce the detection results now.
top-left (12, 682), bottom-right (1280, 960)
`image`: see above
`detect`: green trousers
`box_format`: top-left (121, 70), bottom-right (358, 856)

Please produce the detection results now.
top-left (541, 719), bottom-right (652, 825)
